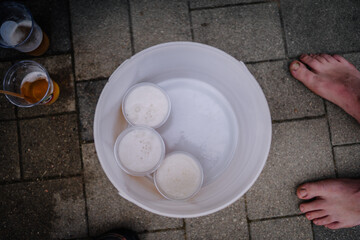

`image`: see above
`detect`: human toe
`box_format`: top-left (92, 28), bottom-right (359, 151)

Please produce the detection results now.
top-left (296, 181), bottom-right (330, 199)
top-left (325, 222), bottom-right (343, 230)
top-left (299, 199), bottom-right (325, 213)
top-left (290, 61), bottom-right (317, 87)
top-left (314, 54), bottom-right (327, 64)
top-left (305, 210), bottom-right (327, 220)
top-left (320, 54), bottom-right (337, 63)
top-left (332, 54), bottom-right (347, 63)
top-left (313, 216), bottom-right (335, 226)
top-left (299, 54), bottom-right (322, 70)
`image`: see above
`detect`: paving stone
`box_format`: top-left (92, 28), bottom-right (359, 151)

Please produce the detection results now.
top-left (17, 54), bottom-right (76, 118)
top-left (19, 114), bottom-right (81, 179)
top-left (247, 60), bottom-right (324, 121)
top-left (0, 0), bottom-right (71, 59)
top-left (191, 3), bottom-right (285, 62)
top-left (139, 230), bottom-right (185, 240)
top-left (250, 216), bottom-right (312, 240)
top-left (77, 79), bottom-right (107, 142)
top-left (185, 198), bottom-right (248, 240)
top-left (327, 102), bottom-right (360, 146)
top-left (313, 225), bottom-right (360, 240)
top-left (0, 62), bottom-right (15, 120)
top-left (190, 0), bottom-right (268, 8)
top-left (246, 118), bottom-right (335, 219)
top-left (0, 177), bottom-right (87, 239)
top-left (70, 0), bottom-right (132, 81)
top-left (281, 0), bottom-right (360, 57)
top-left (334, 144), bottom-right (360, 178)
top-left (131, 0), bottom-right (192, 52)
top-left (82, 143), bottom-right (183, 237)
top-left (0, 121), bottom-right (20, 181)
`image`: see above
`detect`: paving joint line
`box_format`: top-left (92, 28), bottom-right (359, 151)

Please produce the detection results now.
top-left (0, 173), bottom-right (83, 186)
top-left (276, 0), bottom-right (289, 59)
top-left (244, 57), bottom-right (287, 65)
top-left (189, 1), bottom-right (272, 11)
top-left (244, 195), bottom-right (252, 240)
top-left (137, 227), bottom-right (185, 235)
top-left (0, 51), bottom-right (72, 63)
top-left (75, 77), bottom-right (109, 83)
top-left (14, 106), bottom-right (24, 180)
top-left (332, 142), bottom-right (360, 148)
top-left (183, 218), bottom-right (188, 240)
top-left (67, 0), bottom-right (90, 236)
top-left (16, 111), bottom-right (77, 121)
top-left (187, 1), bottom-right (195, 42)
top-left (127, 0), bottom-right (135, 55)
top-left (249, 213), bottom-right (303, 223)
top-left (272, 114), bottom-right (326, 124)
top-left (324, 101), bottom-right (339, 178)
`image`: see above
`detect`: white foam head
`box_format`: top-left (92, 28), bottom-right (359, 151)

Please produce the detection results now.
top-left (122, 83), bottom-right (171, 128)
top-left (114, 126), bottom-right (165, 176)
top-left (154, 151), bottom-right (204, 200)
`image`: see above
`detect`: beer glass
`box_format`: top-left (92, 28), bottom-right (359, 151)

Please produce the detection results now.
top-left (3, 60), bottom-right (59, 107)
top-left (0, 1), bottom-right (49, 56)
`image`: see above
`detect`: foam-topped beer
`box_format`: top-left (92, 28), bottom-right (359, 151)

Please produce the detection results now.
top-left (155, 152), bottom-right (203, 200)
top-left (114, 126), bottom-right (165, 176)
top-left (123, 83), bottom-right (171, 128)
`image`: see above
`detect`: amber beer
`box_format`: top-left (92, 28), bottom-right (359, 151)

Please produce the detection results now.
top-left (1, 20), bottom-right (50, 56)
top-left (20, 73), bottom-right (59, 105)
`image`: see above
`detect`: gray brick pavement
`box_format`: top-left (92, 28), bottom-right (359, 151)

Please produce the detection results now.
top-left (247, 60), bottom-right (324, 120)
top-left (250, 216), bottom-right (312, 240)
top-left (82, 143), bottom-right (183, 237)
top-left (246, 118), bottom-right (335, 219)
top-left (192, 3), bottom-right (285, 62)
top-left (185, 198), bottom-right (248, 240)
top-left (70, 0), bottom-right (132, 81)
top-left (131, 0), bottom-right (191, 53)
top-left (0, 0), bottom-right (359, 239)
top-left (0, 121), bottom-right (20, 181)
top-left (19, 114), bottom-right (81, 179)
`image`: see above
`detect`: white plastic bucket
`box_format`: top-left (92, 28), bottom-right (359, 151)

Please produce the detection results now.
top-left (94, 42), bottom-right (272, 218)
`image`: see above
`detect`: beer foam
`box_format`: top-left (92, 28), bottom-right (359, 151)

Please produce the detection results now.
top-left (21, 71), bottom-right (47, 84)
top-left (124, 84), bottom-right (170, 128)
top-left (155, 152), bottom-right (202, 200)
top-left (0, 20), bottom-right (31, 46)
top-left (117, 127), bottom-right (163, 173)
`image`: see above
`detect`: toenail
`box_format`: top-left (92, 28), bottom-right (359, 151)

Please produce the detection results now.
top-left (291, 62), bottom-right (300, 71)
top-left (300, 205), bottom-right (305, 212)
top-left (299, 188), bottom-right (307, 198)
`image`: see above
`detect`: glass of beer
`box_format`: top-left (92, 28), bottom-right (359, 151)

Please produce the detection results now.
top-left (3, 60), bottom-right (60, 107)
top-left (0, 1), bottom-right (50, 56)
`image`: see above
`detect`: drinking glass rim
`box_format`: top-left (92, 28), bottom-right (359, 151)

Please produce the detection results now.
top-left (0, 1), bottom-right (35, 48)
top-left (3, 60), bottom-right (52, 107)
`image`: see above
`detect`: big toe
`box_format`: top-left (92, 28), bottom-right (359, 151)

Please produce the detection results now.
top-left (297, 181), bottom-right (330, 200)
top-left (289, 61), bottom-right (317, 90)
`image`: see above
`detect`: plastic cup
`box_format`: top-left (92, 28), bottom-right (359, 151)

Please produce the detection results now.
top-left (0, 1), bottom-right (50, 56)
top-left (122, 82), bottom-right (171, 129)
top-left (3, 60), bottom-right (60, 107)
top-left (154, 151), bottom-right (204, 201)
top-left (113, 126), bottom-right (166, 176)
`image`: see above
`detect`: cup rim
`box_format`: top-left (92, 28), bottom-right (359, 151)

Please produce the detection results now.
top-left (113, 125), bottom-right (166, 176)
top-left (3, 60), bottom-right (52, 107)
top-left (0, 1), bottom-right (35, 48)
top-left (121, 82), bottom-right (172, 129)
top-left (154, 151), bottom-right (204, 201)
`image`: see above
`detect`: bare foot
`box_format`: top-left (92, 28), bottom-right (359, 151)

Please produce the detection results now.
top-left (297, 179), bottom-right (360, 229)
top-left (290, 54), bottom-right (360, 123)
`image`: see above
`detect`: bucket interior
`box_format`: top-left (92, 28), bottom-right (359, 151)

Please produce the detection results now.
top-left (94, 42), bottom-right (271, 218)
